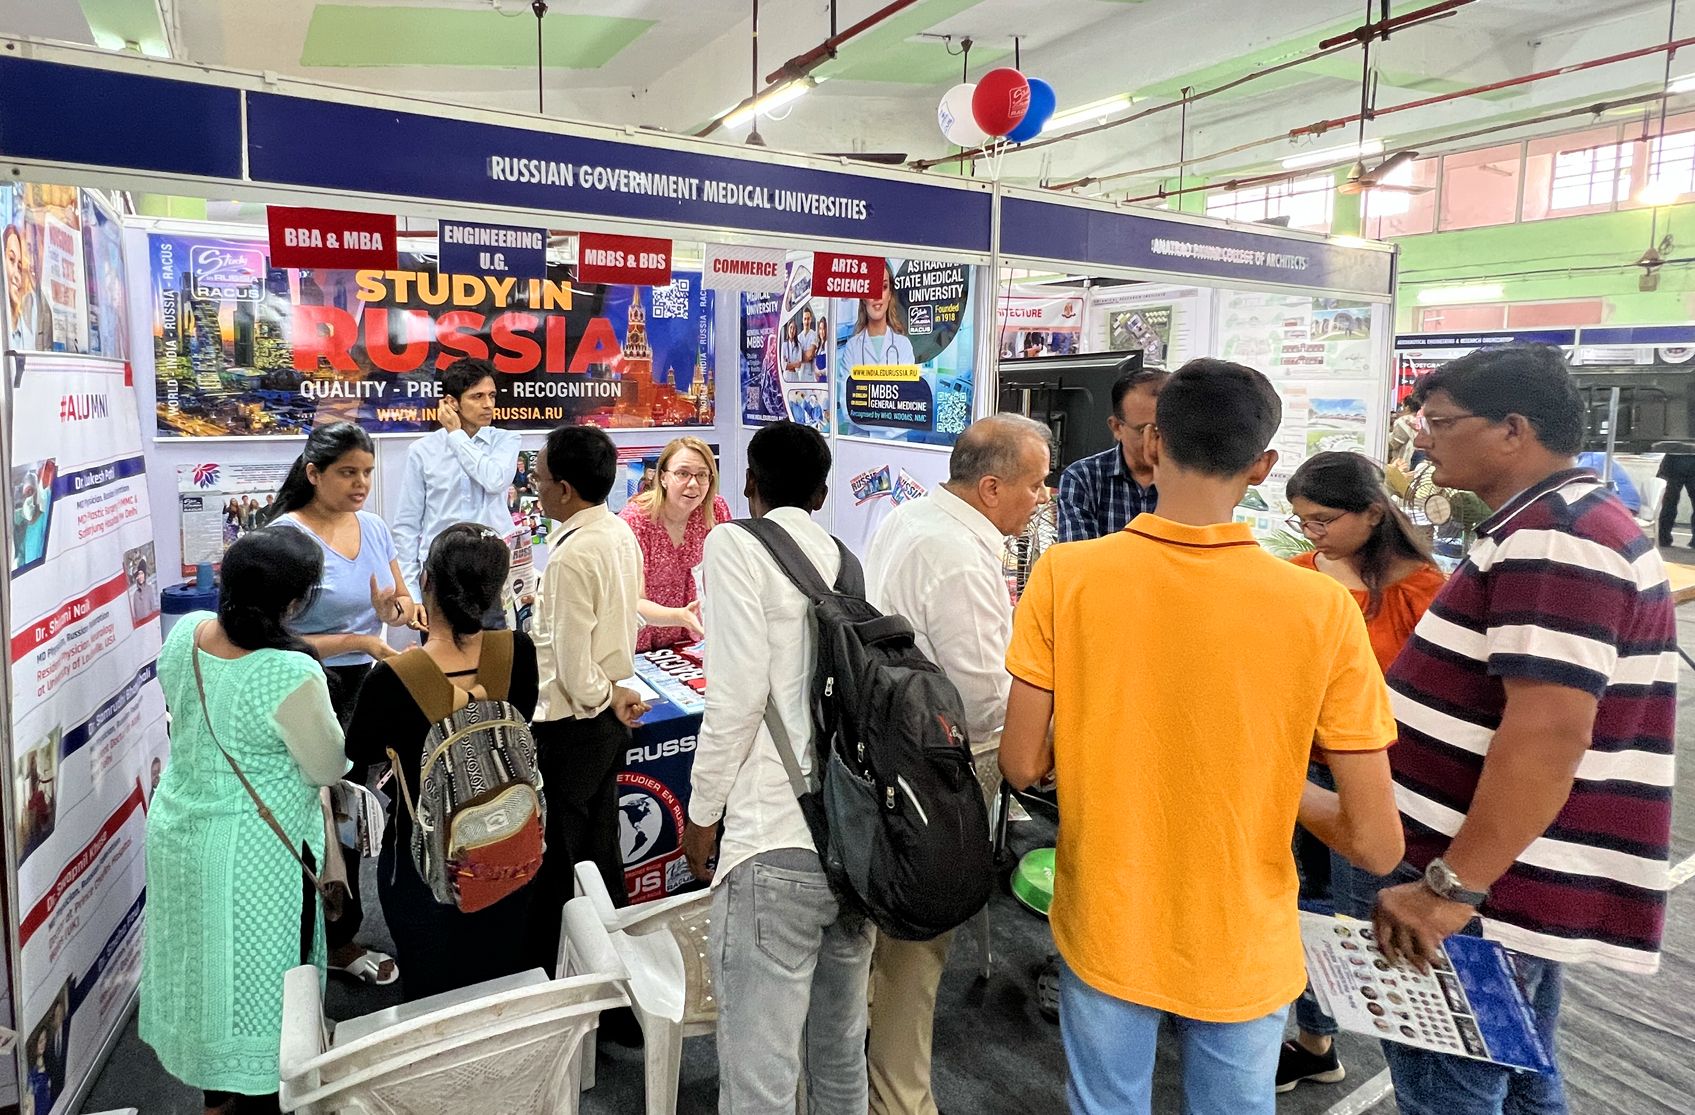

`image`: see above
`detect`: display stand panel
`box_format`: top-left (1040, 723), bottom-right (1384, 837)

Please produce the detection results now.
top-left (7, 354), bottom-right (164, 1115)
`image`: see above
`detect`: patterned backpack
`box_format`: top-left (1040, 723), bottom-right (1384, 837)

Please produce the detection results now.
top-left (385, 633), bottom-right (545, 913)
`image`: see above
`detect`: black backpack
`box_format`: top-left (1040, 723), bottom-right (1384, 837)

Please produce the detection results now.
top-left (732, 517), bottom-right (994, 941)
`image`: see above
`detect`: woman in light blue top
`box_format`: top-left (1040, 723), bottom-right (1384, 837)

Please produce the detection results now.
top-left (263, 421), bottom-right (419, 987)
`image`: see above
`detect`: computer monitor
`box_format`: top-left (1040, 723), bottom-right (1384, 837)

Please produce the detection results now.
top-left (998, 349), bottom-right (1146, 483)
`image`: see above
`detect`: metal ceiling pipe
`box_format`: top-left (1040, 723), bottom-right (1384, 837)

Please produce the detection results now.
top-left (1292, 33), bottom-right (1695, 140)
top-left (909, 0), bottom-right (1473, 171)
top-left (765, 0), bottom-right (921, 85)
top-left (1316, 0), bottom-right (1474, 49)
top-left (696, 0), bottom-right (920, 138)
top-left (1101, 89), bottom-right (1668, 202)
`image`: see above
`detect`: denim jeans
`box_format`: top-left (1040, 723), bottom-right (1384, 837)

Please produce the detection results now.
top-left (1058, 960), bottom-right (1290, 1115)
top-left (709, 847), bottom-right (874, 1115)
top-left (1333, 860), bottom-right (1569, 1115)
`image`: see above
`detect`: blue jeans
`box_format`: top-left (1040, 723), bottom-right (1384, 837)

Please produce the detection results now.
top-left (1058, 961), bottom-right (1289, 1115)
top-left (710, 848), bottom-right (874, 1115)
top-left (1333, 860), bottom-right (1569, 1115)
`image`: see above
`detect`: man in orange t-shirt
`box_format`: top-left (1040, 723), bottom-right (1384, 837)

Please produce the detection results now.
top-left (1001, 359), bottom-right (1406, 1114)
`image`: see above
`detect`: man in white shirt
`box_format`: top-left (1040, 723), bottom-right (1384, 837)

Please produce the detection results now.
top-left (525, 423), bottom-right (648, 974)
top-left (863, 413), bottom-right (1052, 1115)
top-left (392, 358), bottom-right (523, 617)
top-left (681, 422), bottom-right (869, 1115)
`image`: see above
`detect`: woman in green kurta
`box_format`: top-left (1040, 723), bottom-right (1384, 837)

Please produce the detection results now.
top-left (140, 528), bottom-right (348, 1111)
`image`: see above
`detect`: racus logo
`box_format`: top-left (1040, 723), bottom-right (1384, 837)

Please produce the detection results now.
top-left (190, 246), bottom-right (266, 302)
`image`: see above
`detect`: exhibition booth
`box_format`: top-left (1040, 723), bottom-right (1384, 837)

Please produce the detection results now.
top-left (0, 36), bottom-right (1397, 1114)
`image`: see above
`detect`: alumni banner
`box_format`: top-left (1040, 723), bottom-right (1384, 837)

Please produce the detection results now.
top-left (8, 353), bottom-right (166, 1115)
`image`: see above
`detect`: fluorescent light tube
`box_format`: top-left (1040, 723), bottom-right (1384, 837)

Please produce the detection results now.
top-left (723, 78), bottom-right (817, 129)
top-left (1045, 95), bottom-right (1132, 132)
top-left (1282, 139), bottom-right (1385, 170)
top-left (1417, 283), bottom-right (1504, 305)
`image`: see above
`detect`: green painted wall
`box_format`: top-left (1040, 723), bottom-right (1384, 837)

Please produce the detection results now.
top-left (1390, 205), bottom-right (1695, 330)
top-left (134, 194), bottom-right (206, 220)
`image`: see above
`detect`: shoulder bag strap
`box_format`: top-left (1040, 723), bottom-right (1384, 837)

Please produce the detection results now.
top-left (382, 647), bottom-right (458, 832)
top-left (388, 647), bottom-right (456, 723)
top-left (191, 624), bottom-right (328, 895)
top-left (477, 630), bottom-right (515, 701)
top-left (831, 538), bottom-right (866, 599)
top-left (731, 517), bottom-right (862, 601)
top-left (763, 697), bottom-right (813, 799)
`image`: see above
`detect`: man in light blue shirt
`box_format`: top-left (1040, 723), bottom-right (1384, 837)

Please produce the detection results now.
top-left (393, 358), bottom-right (523, 603)
top-left (1576, 451), bottom-right (1641, 514)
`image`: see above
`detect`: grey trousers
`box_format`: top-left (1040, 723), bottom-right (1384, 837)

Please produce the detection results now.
top-left (709, 847), bottom-right (874, 1115)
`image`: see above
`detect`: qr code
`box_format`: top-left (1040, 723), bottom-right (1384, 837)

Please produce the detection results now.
top-left (937, 391), bottom-right (970, 434)
top-left (651, 280), bottom-right (691, 319)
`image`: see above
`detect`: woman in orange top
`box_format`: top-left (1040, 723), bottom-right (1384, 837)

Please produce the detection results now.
top-left (1279, 451), bottom-right (1445, 1095)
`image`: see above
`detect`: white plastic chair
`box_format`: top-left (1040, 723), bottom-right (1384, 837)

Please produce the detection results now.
top-left (1612, 453), bottom-right (1665, 538)
top-left (1638, 475), bottom-right (1669, 539)
top-left (561, 861), bottom-right (717, 1115)
top-left (278, 963), bottom-right (627, 1114)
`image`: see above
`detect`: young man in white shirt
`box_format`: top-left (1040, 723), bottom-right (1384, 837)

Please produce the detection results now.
top-left (525, 423), bottom-right (648, 974)
top-left (862, 413), bottom-right (1052, 1115)
top-left (681, 421), bottom-right (869, 1115)
top-left (392, 358), bottom-right (523, 618)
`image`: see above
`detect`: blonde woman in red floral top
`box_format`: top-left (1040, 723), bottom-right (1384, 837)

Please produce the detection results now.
top-left (619, 436), bottom-right (732, 651)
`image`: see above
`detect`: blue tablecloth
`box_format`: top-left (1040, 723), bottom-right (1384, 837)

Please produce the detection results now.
top-left (617, 648), bottom-right (707, 905)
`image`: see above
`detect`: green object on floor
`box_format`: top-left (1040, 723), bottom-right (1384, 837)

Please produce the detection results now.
top-left (1012, 847), bottom-right (1055, 916)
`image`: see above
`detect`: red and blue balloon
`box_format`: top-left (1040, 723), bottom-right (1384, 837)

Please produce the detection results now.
top-left (937, 68), bottom-right (1057, 147)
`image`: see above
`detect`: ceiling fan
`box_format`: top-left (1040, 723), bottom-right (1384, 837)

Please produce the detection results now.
top-left (812, 151), bottom-right (909, 165)
top-left (1338, 149), bottom-right (1432, 195)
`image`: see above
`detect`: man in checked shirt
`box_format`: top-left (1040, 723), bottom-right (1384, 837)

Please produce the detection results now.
top-left (1056, 362), bottom-right (1170, 542)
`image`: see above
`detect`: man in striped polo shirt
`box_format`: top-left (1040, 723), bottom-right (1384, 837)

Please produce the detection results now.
top-left (1367, 344), bottom-right (1677, 1115)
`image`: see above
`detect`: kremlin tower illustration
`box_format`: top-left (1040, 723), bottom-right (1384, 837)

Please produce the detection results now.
top-left (609, 294), bottom-right (710, 427)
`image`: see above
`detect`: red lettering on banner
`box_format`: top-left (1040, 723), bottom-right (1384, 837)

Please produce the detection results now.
top-left (813, 252), bottom-right (885, 300)
top-left (267, 206), bottom-right (399, 270)
top-left (12, 573), bottom-right (129, 663)
top-left (20, 784), bottom-right (145, 945)
top-left (435, 310), bottom-right (491, 366)
top-left (568, 318), bottom-right (623, 374)
top-left (546, 315), bottom-right (568, 373)
top-left (292, 304), bottom-right (360, 372)
top-left (577, 232), bottom-right (673, 286)
top-left (291, 303), bottom-right (653, 376)
top-left (363, 308), bottom-right (431, 373)
top-left (491, 312), bottom-right (543, 373)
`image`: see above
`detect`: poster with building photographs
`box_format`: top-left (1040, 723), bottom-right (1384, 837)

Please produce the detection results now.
top-left (1215, 291), bottom-right (1376, 378)
top-left (1301, 913), bottom-right (1553, 1072)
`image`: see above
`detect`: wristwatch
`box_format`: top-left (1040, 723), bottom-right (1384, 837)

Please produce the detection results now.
top-left (1423, 857), bottom-right (1488, 908)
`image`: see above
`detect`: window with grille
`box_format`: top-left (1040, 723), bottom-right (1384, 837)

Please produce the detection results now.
top-left (1549, 143), bottom-right (1632, 211)
top-left (1646, 131), bottom-right (1695, 197)
top-left (1205, 175), bottom-right (1334, 232)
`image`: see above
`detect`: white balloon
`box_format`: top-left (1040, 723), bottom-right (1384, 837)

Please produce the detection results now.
top-left (937, 82), bottom-right (988, 147)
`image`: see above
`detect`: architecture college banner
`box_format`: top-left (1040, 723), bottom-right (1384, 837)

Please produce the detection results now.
top-left (996, 283), bottom-right (1082, 359)
top-left (9, 354), bottom-right (165, 1115)
top-left (147, 231), bottom-right (715, 437)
